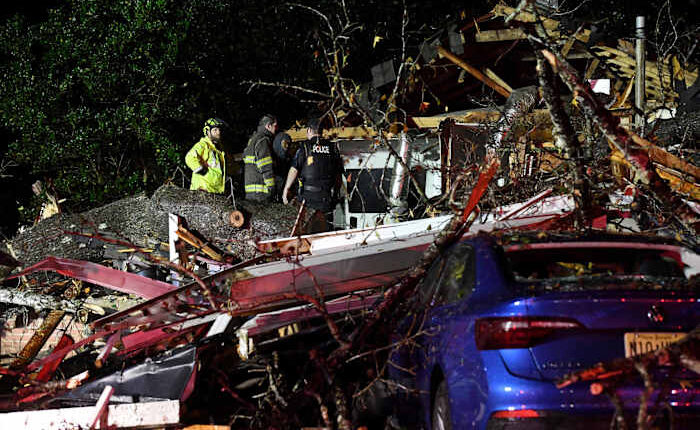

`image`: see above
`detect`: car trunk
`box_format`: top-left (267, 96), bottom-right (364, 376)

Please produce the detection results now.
top-left (523, 290), bottom-right (698, 380)
top-left (499, 241), bottom-right (699, 381)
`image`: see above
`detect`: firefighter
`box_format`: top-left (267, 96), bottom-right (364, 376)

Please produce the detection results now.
top-left (243, 114), bottom-right (278, 201)
top-left (185, 117), bottom-right (228, 194)
top-left (282, 118), bottom-right (344, 232)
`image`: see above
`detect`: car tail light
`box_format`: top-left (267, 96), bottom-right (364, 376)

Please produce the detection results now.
top-left (475, 317), bottom-right (583, 350)
top-left (491, 409), bottom-right (540, 419)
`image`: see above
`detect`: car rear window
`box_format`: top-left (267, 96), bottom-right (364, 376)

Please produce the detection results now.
top-left (503, 242), bottom-right (694, 290)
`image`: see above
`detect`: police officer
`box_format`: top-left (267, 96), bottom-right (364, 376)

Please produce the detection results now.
top-left (282, 118), bottom-right (344, 232)
top-left (243, 114), bottom-right (278, 201)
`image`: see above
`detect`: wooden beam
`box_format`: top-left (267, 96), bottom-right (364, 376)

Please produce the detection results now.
top-left (286, 126), bottom-right (379, 142)
top-left (484, 68), bottom-right (513, 93)
top-left (584, 58), bottom-right (600, 80)
top-left (630, 133), bottom-right (700, 181)
top-left (491, 4), bottom-right (560, 31)
top-left (475, 28), bottom-right (525, 42)
top-left (437, 46), bottom-right (511, 98)
top-left (176, 226), bottom-right (224, 262)
top-left (411, 109), bottom-right (550, 129)
top-left (612, 77), bottom-right (635, 108)
top-left (412, 110), bottom-right (502, 129)
top-left (561, 36), bottom-right (577, 57)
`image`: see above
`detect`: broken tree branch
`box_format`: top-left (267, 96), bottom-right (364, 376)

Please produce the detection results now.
top-left (557, 324), bottom-right (700, 389)
top-left (534, 49), bottom-right (589, 227)
top-left (539, 49), bottom-right (698, 237)
top-left (329, 157), bottom-right (500, 368)
top-left (241, 80), bottom-right (331, 99)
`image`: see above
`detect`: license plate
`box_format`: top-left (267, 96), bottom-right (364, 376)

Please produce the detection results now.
top-left (624, 332), bottom-right (685, 358)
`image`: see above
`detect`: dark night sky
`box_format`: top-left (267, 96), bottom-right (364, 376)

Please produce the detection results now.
top-left (1, 1), bottom-right (58, 21)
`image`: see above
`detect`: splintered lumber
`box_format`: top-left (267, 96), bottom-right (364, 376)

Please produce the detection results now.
top-left (412, 110), bottom-right (502, 128)
top-left (475, 28), bottom-right (591, 44)
top-left (630, 134), bottom-right (700, 181)
top-left (589, 46), bottom-right (699, 104)
top-left (627, 133), bottom-right (700, 199)
top-left (484, 68), bottom-right (513, 93)
top-left (286, 126), bottom-right (378, 141)
top-left (10, 310), bottom-right (65, 369)
top-left (612, 77), bottom-right (635, 108)
top-left (561, 35), bottom-right (577, 57)
top-left (540, 49), bottom-right (698, 232)
top-left (475, 28), bottom-right (525, 42)
top-left (584, 58), bottom-right (600, 80)
top-left (655, 166), bottom-right (700, 200)
top-left (176, 226), bottom-right (224, 262)
top-left (492, 4), bottom-right (560, 31)
top-left (437, 46), bottom-right (511, 98)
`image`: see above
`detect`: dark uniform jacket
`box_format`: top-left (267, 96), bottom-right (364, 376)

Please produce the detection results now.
top-left (243, 126), bottom-right (275, 201)
top-left (291, 136), bottom-right (344, 212)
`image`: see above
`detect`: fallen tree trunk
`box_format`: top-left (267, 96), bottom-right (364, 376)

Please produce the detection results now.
top-left (0, 288), bottom-right (79, 313)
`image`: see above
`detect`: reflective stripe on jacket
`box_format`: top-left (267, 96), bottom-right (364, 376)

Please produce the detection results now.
top-left (185, 136), bottom-right (226, 193)
top-left (243, 128), bottom-right (275, 201)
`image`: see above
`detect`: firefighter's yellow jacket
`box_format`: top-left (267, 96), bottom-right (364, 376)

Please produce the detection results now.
top-left (185, 136), bottom-right (226, 193)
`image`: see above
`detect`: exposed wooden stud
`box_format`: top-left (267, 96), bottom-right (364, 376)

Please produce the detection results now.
top-left (412, 110), bottom-right (502, 129)
top-left (491, 4), bottom-right (560, 31)
top-left (475, 28), bottom-right (525, 42)
top-left (561, 36), bottom-right (577, 57)
top-left (584, 58), bottom-right (600, 80)
top-left (286, 126), bottom-right (379, 142)
top-left (484, 68), bottom-right (514, 93)
top-left (613, 78), bottom-right (635, 108)
top-left (176, 227), bottom-right (224, 262)
top-left (437, 46), bottom-right (511, 98)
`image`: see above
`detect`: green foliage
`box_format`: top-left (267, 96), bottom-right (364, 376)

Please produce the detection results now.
top-left (0, 0), bottom-right (231, 211)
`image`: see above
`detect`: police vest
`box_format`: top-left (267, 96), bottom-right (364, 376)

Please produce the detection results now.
top-left (300, 137), bottom-right (337, 193)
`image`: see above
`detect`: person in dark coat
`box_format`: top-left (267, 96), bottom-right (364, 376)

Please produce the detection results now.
top-left (272, 132), bottom-right (296, 201)
top-left (243, 114), bottom-right (278, 201)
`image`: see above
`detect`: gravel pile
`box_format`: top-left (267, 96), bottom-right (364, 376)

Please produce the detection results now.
top-left (3, 185), bottom-right (299, 267)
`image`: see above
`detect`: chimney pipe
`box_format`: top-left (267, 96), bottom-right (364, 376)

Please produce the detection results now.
top-left (635, 16), bottom-right (646, 131)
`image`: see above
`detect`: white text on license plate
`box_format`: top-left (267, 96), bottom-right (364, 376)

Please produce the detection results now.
top-left (624, 332), bottom-right (685, 358)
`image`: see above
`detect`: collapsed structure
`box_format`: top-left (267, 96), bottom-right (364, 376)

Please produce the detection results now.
top-left (0, 4), bottom-right (697, 429)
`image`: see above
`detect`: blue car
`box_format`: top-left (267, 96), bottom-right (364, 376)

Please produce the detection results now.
top-left (389, 231), bottom-right (699, 429)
